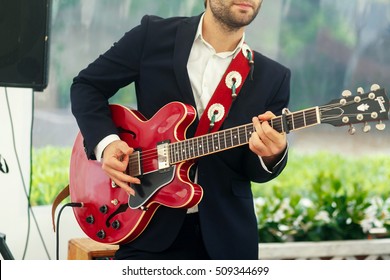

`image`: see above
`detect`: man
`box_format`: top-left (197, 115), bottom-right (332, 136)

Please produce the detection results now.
top-left (70, 0), bottom-right (290, 259)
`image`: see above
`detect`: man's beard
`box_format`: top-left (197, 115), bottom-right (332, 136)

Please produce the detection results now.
top-left (210, 1), bottom-right (260, 31)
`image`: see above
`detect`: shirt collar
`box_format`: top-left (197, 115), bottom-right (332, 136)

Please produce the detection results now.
top-left (194, 13), bottom-right (245, 58)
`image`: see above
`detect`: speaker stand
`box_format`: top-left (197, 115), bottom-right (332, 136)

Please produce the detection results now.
top-left (0, 232), bottom-right (14, 260)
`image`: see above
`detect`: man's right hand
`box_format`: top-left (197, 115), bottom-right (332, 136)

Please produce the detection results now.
top-left (101, 140), bottom-right (140, 196)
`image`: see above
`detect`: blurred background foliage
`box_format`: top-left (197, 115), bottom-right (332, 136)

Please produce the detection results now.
top-left (253, 151), bottom-right (390, 242)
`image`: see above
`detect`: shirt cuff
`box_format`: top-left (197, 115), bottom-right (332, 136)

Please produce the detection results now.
top-left (258, 142), bottom-right (289, 174)
top-left (94, 134), bottom-right (121, 162)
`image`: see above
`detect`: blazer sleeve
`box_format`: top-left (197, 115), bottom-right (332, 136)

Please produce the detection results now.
top-left (70, 16), bottom-right (152, 159)
top-left (243, 58), bottom-right (291, 183)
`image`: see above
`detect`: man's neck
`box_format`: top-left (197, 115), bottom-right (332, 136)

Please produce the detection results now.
top-left (202, 10), bottom-right (245, 53)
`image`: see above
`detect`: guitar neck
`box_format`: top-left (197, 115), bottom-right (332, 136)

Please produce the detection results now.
top-left (169, 106), bottom-right (320, 164)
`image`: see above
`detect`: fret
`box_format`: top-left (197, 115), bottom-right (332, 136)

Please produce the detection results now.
top-left (194, 137), bottom-right (199, 158)
top-left (219, 131), bottom-right (227, 150)
top-left (281, 114), bottom-right (294, 132)
top-left (191, 138), bottom-right (196, 158)
top-left (238, 126), bottom-right (245, 144)
top-left (225, 129), bottom-right (232, 148)
top-left (177, 142), bottom-right (182, 161)
top-left (173, 142), bottom-right (179, 163)
top-left (178, 142), bottom-right (184, 162)
top-left (218, 131), bottom-right (225, 150)
top-left (293, 111), bottom-right (305, 129)
top-left (228, 129), bottom-right (233, 148)
top-left (212, 133), bottom-right (220, 151)
top-left (277, 117), bottom-right (283, 132)
top-left (182, 142), bottom-right (187, 161)
top-left (178, 142), bottom-right (182, 162)
top-left (182, 142), bottom-right (186, 160)
top-left (232, 127), bottom-right (240, 146)
top-left (271, 117), bottom-right (283, 133)
top-left (244, 126), bottom-right (249, 142)
top-left (129, 151), bottom-right (141, 177)
top-left (280, 107), bottom-right (319, 132)
top-left (307, 108), bottom-right (319, 126)
top-left (224, 129), bottom-right (229, 147)
top-left (207, 134), bottom-right (213, 154)
top-left (176, 142), bottom-right (180, 162)
top-left (170, 143), bottom-right (175, 163)
top-left (171, 142), bottom-right (175, 163)
top-left (199, 136), bottom-right (205, 156)
top-left (243, 126), bottom-right (247, 143)
top-left (243, 125), bottom-right (249, 142)
top-left (188, 138), bottom-right (194, 159)
top-left (247, 124), bottom-right (254, 141)
top-left (290, 113), bottom-right (295, 130)
top-left (202, 135), bottom-right (209, 155)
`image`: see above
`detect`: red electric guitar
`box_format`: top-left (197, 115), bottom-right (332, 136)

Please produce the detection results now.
top-left (69, 85), bottom-right (389, 244)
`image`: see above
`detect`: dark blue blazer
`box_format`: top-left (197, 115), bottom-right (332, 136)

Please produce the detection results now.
top-left (71, 14), bottom-right (291, 259)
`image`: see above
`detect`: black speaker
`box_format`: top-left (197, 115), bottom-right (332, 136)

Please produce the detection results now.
top-left (0, 0), bottom-right (51, 91)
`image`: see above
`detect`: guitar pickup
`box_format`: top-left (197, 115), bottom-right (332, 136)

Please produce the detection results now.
top-left (157, 141), bottom-right (170, 170)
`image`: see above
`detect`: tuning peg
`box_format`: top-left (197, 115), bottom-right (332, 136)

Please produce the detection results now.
top-left (376, 120), bottom-right (386, 131)
top-left (370, 84), bottom-right (380, 91)
top-left (348, 124), bottom-right (356, 135)
top-left (363, 123), bottom-right (371, 133)
top-left (342, 90), bottom-right (352, 97)
top-left (357, 87), bottom-right (364, 94)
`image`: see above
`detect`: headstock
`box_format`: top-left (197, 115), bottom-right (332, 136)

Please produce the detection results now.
top-left (319, 84), bottom-right (389, 134)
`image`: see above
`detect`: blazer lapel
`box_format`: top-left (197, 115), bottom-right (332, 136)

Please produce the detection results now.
top-left (173, 15), bottom-right (202, 108)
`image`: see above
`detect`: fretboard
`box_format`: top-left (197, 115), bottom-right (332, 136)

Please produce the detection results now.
top-left (169, 106), bottom-right (320, 164)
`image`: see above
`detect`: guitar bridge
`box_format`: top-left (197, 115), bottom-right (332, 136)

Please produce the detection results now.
top-left (157, 141), bottom-right (170, 170)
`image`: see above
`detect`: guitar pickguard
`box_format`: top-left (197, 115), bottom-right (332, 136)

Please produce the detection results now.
top-left (128, 166), bottom-right (176, 209)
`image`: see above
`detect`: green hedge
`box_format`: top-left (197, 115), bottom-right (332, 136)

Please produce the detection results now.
top-left (31, 147), bottom-right (390, 241)
top-left (253, 150), bottom-right (390, 242)
top-left (31, 146), bottom-right (71, 206)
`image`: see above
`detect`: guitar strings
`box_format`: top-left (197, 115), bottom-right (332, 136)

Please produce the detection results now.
top-left (126, 112), bottom-right (321, 174)
top-left (126, 108), bottom-right (322, 170)
top-left (127, 95), bottom-right (372, 174)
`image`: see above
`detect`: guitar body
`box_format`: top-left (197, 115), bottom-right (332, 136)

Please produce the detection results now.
top-left (69, 102), bottom-right (203, 244)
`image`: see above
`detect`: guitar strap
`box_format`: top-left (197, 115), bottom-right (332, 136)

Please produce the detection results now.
top-left (194, 43), bottom-right (254, 136)
top-left (51, 184), bottom-right (69, 232)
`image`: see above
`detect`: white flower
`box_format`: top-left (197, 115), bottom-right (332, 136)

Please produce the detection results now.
top-left (300, 198), bottom-right (313, 208)
top-left (254, 197), bottom-right (265, 207)
top-left (314, 210), bottom-right (331, 223)
top-left (293, 214), bottom-right (304, 228)
top-left (360, 219), bottom-right (373, 233)
top-left (278, 224), bottom-right (290, 232)
top-left (272, 209), bottom-right (285, 222)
